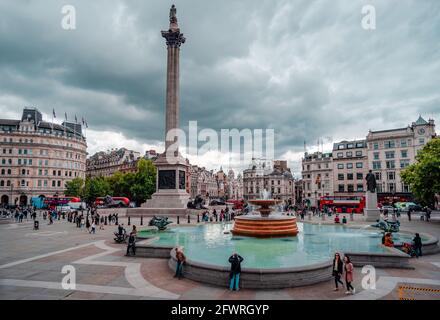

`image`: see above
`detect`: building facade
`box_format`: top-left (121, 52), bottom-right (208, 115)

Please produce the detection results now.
top-left (366, 116), bottom-right (436, 200)
top-left (301, 152), bottom-right (333, 207)
top-left (332, 140), bottom-right (368, 197)
top-left (0, 108), bottom-right (87, 206)
top-left (86, 148), bottom-right (141, 178)
top-left (243, 159), bottom-right (295, 201)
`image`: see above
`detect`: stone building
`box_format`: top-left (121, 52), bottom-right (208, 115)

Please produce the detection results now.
top-left (332, 140), bottom-right (368, 197)
top-left (301, 152), bottom-right (333, 207)
top-left (189, 165), bottom-right (218, 200)
top-left (86, 148), bottom-right (141, 178)
top-left (366, 116), bottom-right (436, 200)
top-left (0, 107), bottom-right (87, 206)
top-left (243, 159), bottom-right (295, 201)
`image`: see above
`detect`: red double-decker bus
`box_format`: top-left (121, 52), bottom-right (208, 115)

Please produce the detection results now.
top-left (319, 196), bottom-right (366, 214)
top-left (95, 197), bottom-right (130, 208)
top-left (43, 196), bottom-right (81, 209)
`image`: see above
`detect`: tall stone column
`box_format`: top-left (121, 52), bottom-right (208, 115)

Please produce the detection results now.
top-left (161, 5), bottom-right (185, 152)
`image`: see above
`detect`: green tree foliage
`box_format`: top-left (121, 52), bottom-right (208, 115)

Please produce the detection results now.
top-left (65, 177), bottom-right (84, 197)
top-left (69, 159), bottom-right (157, 206)
top-left (401, 138), bottom-right (440, 206)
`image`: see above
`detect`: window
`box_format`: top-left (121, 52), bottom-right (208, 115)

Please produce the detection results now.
top-left (373, 161), bottom-right (381, 170)
top-left (357, 184), bottom-right (364, 192)
top-left (356, 142), bottom-right (364, 148)
top-left (346, 151), bottom-right (353, 157)
top-left (347, 144), bottom-right (354, 149)
top-left (338, 174), bottom-right (344, 180)
top-left (401, 140), bottom-right (407, 147)
top-left (419, 138), bottom-right (425, 145)
top-left (388, 183), bottom-right (395, 193)
top-left (337, 164), bottom-right (344, 169)
top-left (373, 142), bottom-right (379, 150)
top-left (357, 173), bottom-right (363, 180)
top-left (347, 185), bottom-right (354, 192)
top-left (338, 144), bottom-right (346, 150)
top-left (347, 173), bottom-right (354, 180)
top-left (347, 163), bottom-right (353, 169)
top-left (384, 140), bottom-right (395, 149)
top-left (400, 160), bottom-right (410, 168)
top-left (338, 184), bottom-right (345, 192)
top-left (385, 151), bottom-right (395, 159)
top-left (356, 151), bottom-right (362, 157)
top-left (386, 161), bottom-right (395, 169)
top-left (337, 152), bottom-right (343, 158)
top-left (356, 162), bottom-right (363, 168)
top-left (387, 172), bottom-right (396, 180)
top-left (373, 152), bottom-right (380, 160)
top-left (401, 150), bottom-right (408, 158)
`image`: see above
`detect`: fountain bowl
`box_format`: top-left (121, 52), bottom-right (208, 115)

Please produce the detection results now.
top-left (232, 199), bottom-right (298, 237)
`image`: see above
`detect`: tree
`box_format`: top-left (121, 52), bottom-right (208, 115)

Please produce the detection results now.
top-left (401, 138), bottom-right (440, 207)
top-left (130, 159), bottom-right (156, 206)
top-left (83, 176), bottom-right (112, 205)
top-left (65, 177), bottom-right (84, 197)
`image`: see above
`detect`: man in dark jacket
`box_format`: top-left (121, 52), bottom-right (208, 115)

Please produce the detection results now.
top-left (413, 233), bottom-right (423, 257)
top-left (126, 232), bottom-right (136, 256)
top-left (228, 253), bottom-right (244, 291)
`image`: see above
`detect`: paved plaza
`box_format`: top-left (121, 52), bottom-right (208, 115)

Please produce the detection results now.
top-left (1, 211), bottom-right (440, 300)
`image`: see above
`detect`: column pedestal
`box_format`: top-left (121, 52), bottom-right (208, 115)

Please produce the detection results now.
top-left (364, 191), bottom-right (381, 222)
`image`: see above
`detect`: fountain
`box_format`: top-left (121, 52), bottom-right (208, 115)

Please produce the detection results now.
top-left (231, 189), bottom-right (299, 237)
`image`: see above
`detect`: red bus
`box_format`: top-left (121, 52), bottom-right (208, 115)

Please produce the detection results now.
top-left (42, 196), bottom-right (81, 210)
top-left (95, 197), bottom-right (130, 208)
top-left (319, 196), bottom-right (366, 214)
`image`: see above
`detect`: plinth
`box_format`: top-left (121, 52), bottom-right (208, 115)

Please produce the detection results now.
top-left (364, 191), bottom-right (381, 222)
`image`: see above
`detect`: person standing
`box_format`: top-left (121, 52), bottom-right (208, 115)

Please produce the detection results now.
top-left (90, 221), bottom-right (96, 234)
top-left (407, 207), bottom-right (412, 221)
top-left (344, 255), bottom-right (355, 294)
top-left (100, 215), bottom-right (105, 230)
top-left (332, 252), bottom-right (344, 291)
top-left (413, 233), bottom-right (423, 258)
top-left (174, 248), bottom-right (186, 279)
top-left (126, 232), bottom-right (136, 256)
top-left (228, 252), bottom-right (244, 291)
top-left (86, 218), bottom-right (91, 232)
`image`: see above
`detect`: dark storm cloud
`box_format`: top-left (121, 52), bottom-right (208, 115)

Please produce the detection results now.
top-left (0, 0), bottom-right (439, 168)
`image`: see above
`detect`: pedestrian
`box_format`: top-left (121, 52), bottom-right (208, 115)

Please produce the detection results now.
top-left (426, 207), bottom-right (432, 222)
top-left (344, 255), bottom-right (355, 294)
top-left (126, 231), bottom-right (136, 256)
top-left (100, 216), bottom-right (105, 230)
top-left (332, 252), bottom-right (344, 291)
top-left (90, 221), bottom-right (96, 234)
top-left (174, 247), bottom-right (186, 279)
top-left (86, 218), bottom-right (91, 232)
top-left (228, 252), bottom-right (244, 291)
top-left (81, 216), bottom-right (85, 229)
top-left (413, 233), bottom-right (423, 257)
top-left (407, 208), bottom-right (412, 221)
top-left (48, 213), bottom-right (53, 225)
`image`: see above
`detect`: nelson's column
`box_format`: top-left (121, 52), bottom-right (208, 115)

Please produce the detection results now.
top-left (127, 5), bottom-right (190, 218)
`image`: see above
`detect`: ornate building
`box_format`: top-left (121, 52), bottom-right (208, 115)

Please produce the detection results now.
top-left (243, 159), bottom-right (295, 201)
top-left (0, 108), bottom-right (87, 206)
top-left (86, 148), bottom-right (141, 178)
top-left (301, 152), bottom-right (333, 207)
top-left (366, 116), bottom-right (436, 200)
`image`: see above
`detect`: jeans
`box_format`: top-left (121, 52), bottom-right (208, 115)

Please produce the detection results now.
top-left (346, 281), bottom-right (354, 291)
top-left (415, 247), bottom-right (422, 257)
top-left (229, 273), bottom-right (240, 291)
top-left (126, 243), bottom-right (136, 255)
top-left (175, 262), bottom-right (183, 278)
top-left (334, 273), bottom-right (344, 288)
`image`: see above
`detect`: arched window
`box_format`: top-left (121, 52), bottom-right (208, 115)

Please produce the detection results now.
top-left (0, 181), bottom-right (4, 187)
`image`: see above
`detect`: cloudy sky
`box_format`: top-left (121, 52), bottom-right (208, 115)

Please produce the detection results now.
top-left (0, 0), bottom-right (439, 176)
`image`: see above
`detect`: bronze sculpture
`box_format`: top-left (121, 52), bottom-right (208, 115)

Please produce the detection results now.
top-left (365, 170), bottom-right (377, 193)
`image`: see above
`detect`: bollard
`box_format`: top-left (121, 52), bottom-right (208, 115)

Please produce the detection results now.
top-left (197, 215), bottom-right (200, 223)
top-left (140, 216), bottom-right (143, 226)
top-left (177, 216), bottom-right (180, 224)
top-left (216, 215), bottom-right (218, 222)
top-left (104, 216), bottom-right (107, 225)
top-left (128, 216), bottom-right (131, 226)
top-left (187, 214), bottom-right (190, 224)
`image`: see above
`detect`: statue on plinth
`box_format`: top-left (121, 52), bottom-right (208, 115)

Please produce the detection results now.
top-left (366, 170), bottom-right (377, 193)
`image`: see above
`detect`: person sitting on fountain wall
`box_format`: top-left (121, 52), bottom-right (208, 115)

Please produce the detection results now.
top-left (383, 232), bottom-right (394, 247)
top-left (174, 248), bottom-right (186, 279)
top-left (228, 252), bottom-right (244, 291)
top-left (126, 231), bottom-right (136, 256)
top-left (412, 233), bottom-right (423, 257)
top-left (334, 215), bottom-right (340, 224)
top-left (342, 216), bottom-right (347, 224)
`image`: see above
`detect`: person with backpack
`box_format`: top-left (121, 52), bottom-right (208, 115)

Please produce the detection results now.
top-left (228, 252), bottom-right (244, 291)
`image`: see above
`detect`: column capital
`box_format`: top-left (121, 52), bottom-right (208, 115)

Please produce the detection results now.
top-left (162, 30), bottom-right (186, 48)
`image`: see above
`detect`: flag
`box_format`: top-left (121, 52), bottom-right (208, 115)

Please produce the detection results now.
top-left (65, 112), bottom-right (67, 121)
top-left (53, 108), bottom-right (56, 118)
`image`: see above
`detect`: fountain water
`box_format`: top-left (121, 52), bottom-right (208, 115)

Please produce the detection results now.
top-left (232, 189), bottom-right (298, 237)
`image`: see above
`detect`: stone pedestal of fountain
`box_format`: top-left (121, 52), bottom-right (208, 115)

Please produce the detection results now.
top-left (364, 191), bottom-right (381, 222)
top-left (232, 200), bottom-right (298, 237)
